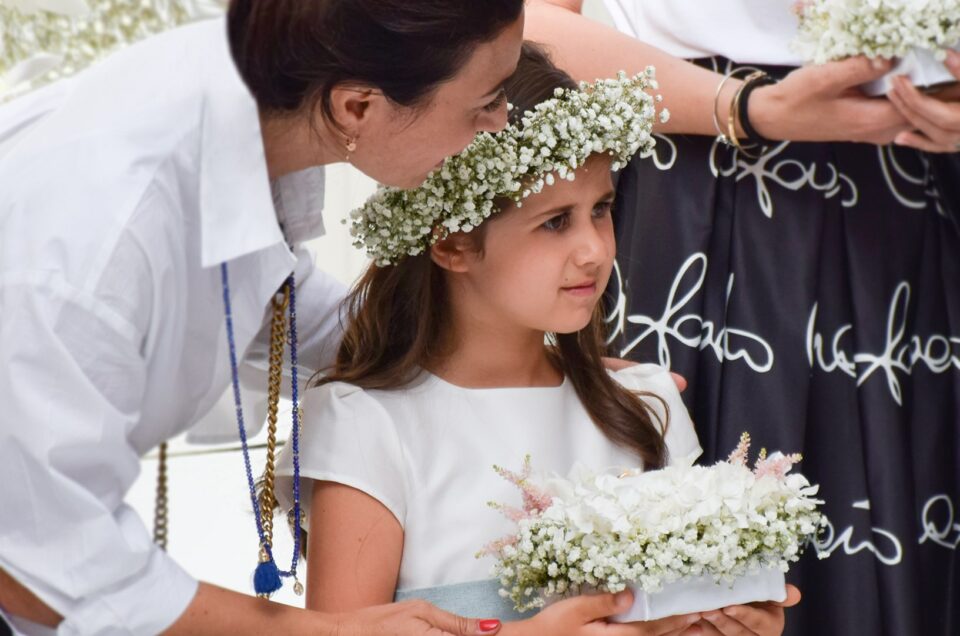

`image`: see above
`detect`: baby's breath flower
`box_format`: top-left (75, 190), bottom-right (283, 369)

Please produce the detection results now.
top-left (1, 1), bottom-right (225, 99)
top-left (350, 70), bottom-right (664, 266)
top-left (792, 0), bottom-right (960, 64)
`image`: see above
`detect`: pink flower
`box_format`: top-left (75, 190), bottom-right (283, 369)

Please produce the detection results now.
top-left (727, 432), bottom-right (752, 466)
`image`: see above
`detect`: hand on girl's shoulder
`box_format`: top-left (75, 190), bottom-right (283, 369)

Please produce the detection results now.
top-left (609, 364), bottom-right (703, 468)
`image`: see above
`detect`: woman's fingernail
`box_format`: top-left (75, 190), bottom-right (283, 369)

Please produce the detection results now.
top-left (479, 619), bottom-right (501, 632)
top-left (688, 614), bottom-right (703, 624)
top-left (614, 590), bottom-right (632, 610)
top-left (947, 50), bottom-right (960, 68)
top-left (871, 57), bottom-right (886, 70)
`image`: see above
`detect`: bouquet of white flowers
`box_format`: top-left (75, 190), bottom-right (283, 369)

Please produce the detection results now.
top-left (792, 0), bottom-right (960, 95)
top-left (481, 434), bottom-right (827, 621)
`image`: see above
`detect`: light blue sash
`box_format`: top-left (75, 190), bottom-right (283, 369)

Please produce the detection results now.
top-left (395, 579), bottom-right (536, 621)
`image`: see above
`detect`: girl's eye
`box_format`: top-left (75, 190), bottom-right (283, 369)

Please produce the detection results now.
top-left (483, 89), bottom-right (507, 113)
top-left (542, 212), bottom-right (570, 232)
top-left (593, 200), bottom-right (614, 218)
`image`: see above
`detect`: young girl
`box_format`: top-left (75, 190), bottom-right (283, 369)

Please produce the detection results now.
top-left (276, 45), bottom-right (796, 636)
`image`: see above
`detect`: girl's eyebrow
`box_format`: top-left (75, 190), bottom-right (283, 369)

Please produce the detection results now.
top-left (533, 190), bottom-right (616, 219)
top-left (533, 205), bottom-right (575, 220)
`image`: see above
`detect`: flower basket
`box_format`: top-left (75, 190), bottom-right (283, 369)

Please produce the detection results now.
top-left (792, 0), bottom-right (960, 96)
top-left (481, 435), bottom-right (826, 621)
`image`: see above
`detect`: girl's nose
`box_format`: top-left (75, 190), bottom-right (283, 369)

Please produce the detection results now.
top-left (572, 223), bottom-right (608, 266)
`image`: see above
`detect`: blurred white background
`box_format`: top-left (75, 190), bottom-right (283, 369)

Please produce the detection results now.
top-left (126, 0), bottom-right (615, 607)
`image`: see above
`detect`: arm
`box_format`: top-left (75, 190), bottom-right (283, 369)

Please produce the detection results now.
top-left (306, 482), bottom-right (404, 611)
top-left (525, 0), bottom-right (909, 144)
top-left (0, 279), bottom-right (198, 634)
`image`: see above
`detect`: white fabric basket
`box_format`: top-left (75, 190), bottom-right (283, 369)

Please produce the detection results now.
top-left (611, 567), bottom-right (787, 622)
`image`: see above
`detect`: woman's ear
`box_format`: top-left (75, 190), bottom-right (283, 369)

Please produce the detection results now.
top-left (430, 234), bottom-right (477, 273)
top-left (327, 84), bottom-right (381, 138)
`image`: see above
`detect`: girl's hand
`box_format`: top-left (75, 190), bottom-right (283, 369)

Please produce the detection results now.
top-left (749, 57), bottom-right (909, 144)
top-left (515, 590), bottom-right (702, 636)
top-left (681, 584), bottom-right (801, 636)
top-left (888, 50), bottom-right (960, 153)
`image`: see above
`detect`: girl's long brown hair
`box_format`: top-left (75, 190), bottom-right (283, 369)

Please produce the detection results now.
top-left (316, 43), bottom-right (667, 469)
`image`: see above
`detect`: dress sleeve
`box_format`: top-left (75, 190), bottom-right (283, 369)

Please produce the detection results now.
top-left (612, 364), bottom-right (703, 467)
top-left (0, 279), bottom-right (198, 635)
top-left (275, 383), bottom-right (408, 528)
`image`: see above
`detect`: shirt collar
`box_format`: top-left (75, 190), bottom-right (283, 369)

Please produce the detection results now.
top-left (197, 19), bottom-right (326, 268)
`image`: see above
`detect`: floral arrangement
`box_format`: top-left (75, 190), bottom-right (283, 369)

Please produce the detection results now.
top-left (0, 0), bottom-right (224, 99)
top-left (349, 69), bottom-right (668, 266)
top-left (791, 0), bottom-right (960, 64)
top-left (481, 434), bottom-right (826, 615)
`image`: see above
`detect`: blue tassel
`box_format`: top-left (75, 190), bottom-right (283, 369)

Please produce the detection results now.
top-left (253, 558), bottom-right (282, 597)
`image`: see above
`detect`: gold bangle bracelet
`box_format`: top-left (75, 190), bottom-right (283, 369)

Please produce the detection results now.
top-left (712, 66), bottom-right (762, 147)
top-left (727, 70), bottom-right (766, 157)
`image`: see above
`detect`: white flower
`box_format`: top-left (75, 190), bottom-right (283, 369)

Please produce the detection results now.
top-left (792, 0), bottom-right (960, 64)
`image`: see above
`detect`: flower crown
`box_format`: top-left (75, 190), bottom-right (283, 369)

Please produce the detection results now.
top-left (348, 69), bottom-right (668, 266)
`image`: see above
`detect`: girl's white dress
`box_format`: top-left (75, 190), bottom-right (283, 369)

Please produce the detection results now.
top-left (276, 364), bottom-right (701, 616)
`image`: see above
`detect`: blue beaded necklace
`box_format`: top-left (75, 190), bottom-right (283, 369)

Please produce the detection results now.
top-left (220, 262), bottom-right (302, 597)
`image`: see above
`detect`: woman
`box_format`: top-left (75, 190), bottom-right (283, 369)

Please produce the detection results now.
top-left (0, 2), bottom-right (578, 634)
top-left (526, 2), bottom-right (960, 635)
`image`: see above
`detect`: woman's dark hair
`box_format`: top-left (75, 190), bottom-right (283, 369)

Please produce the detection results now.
top-left (227, 0), bottom-right (524, 122)
top-left (316, 42), bottom-right (668, 470)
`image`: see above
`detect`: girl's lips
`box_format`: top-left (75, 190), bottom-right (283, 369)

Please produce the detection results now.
top-left (562, 282), bottom-right (597, 297)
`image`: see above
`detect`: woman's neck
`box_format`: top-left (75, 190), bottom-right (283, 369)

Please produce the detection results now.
top-left (427, 304), bottom-right (562, 390)
top-left (259, 111), bottom-right (344, 180)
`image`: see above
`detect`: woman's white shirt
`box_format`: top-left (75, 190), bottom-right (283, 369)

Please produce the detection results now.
top-left (603, 0), bottom-right (803, 65)
top-left (0, 19), bottom-right (345, 635)
top-left (276, 364), bottom-right (701, 592)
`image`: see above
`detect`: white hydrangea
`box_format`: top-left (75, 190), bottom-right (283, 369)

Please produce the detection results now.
top-left (349, 69), bottom-right (667, 266)
top-left (486, 437), bottom-right (827, 613)
top-left (792, 0), bottom-right (960, 64)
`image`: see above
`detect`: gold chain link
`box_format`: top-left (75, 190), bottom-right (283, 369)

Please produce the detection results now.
top-left (151, 283), bottom-right (290, 558)
top-left (258, 283), bottom-right (290, 551)
top-left (152, 442), bottom-right (169, 550)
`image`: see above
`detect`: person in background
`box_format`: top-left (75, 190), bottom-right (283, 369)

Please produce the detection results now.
top-left (525, 2), bottom-right (960, 635)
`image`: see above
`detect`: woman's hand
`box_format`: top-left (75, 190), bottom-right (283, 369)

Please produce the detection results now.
top-left (887, 50), bottom-right (960, 153)
top-left (333, 599), bottom-right (505, 635)
top-left (679, 585), bottom-right (801, 636)
top-left (749, 57), bottom-right (909, 144)
top-left (511, 591), bottom-right (701, 636)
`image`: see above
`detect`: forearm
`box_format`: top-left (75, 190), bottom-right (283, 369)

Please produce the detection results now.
top-left (0, 568), bottom-right (61, 627)
top-left (525, 0), bottom-right (733, 136)
top-left (165, 582), bottom-right (336, 636)
top-left (0, 572), bottom-right (332, 636)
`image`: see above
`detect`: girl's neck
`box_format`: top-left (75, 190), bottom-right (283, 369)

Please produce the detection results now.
top-left (427, 312), bottom-right (562, 390)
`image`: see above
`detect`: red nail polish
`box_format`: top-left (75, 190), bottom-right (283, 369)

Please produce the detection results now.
top-left (479, 619), bottom-right (501, 632)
